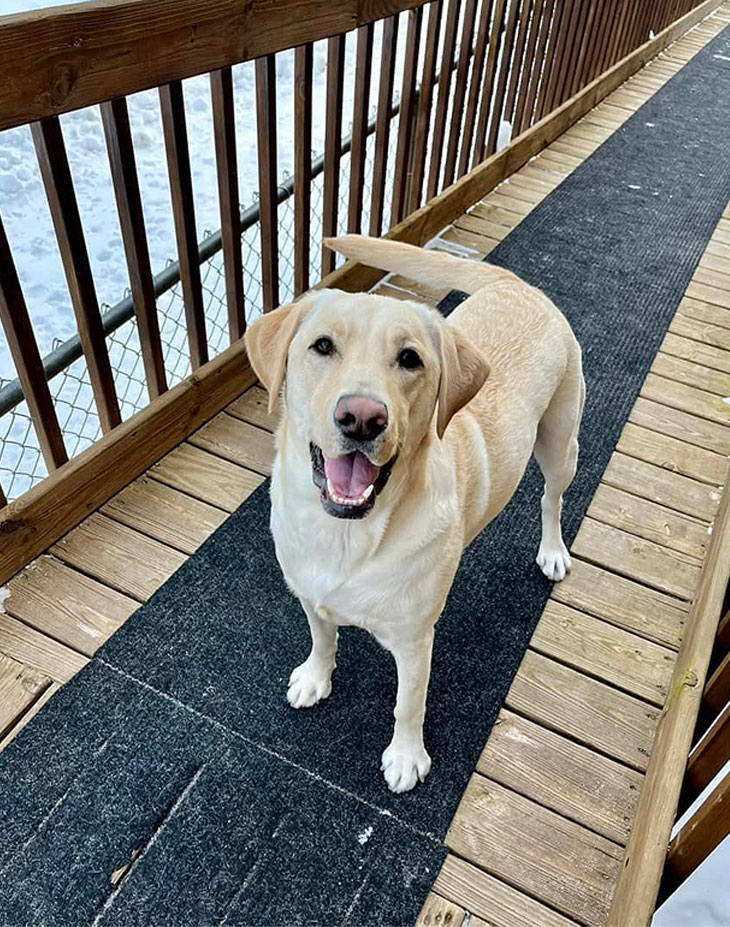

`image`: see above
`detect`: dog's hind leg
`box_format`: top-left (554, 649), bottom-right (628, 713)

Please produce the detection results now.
top-left (533, 348), bottom-right (585, 582)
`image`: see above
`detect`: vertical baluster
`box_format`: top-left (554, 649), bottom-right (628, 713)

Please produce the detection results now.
top-left (391, 7), bottom-right (424, 226)
top-left (442, 0), bottom-right (478, 188)
top-left (101, 98), bottom-right (168, 400)
top-left (31, 117), bottom-right (122, 433)
top-left (0, 213), bottom-right (67, 469)
top-left (484, 0), bottom-right (523, 158)
top-left (370, 16), bottom-right (399, 237)
top-left (472, 0), bottom-right (509, 166)
top-left (408, 0), bottom-right (443, 213)
top-left (543, 0), bottom-right (580, 114)
top-left (566, 0), bottom-right (599, 97)
top-left (590, 0), bottom-right (618, 81)
top-left (0, 481), bottom-right (6, 508)
top-left (520, 0), bottom-right (555, 131)
top-left (503, 0), bottom-right (534, 127)
top-left (457, 0), bottom-right (496, 178)
top-left (582, 0), bottom-right (611, 85)
top-left (159, 80), bottom-right (209, 367)
top-left (605, 0), bottom-right (630, 68)
top-left (348, 25), bottom-right (375, 233)
top-left (512, 0), bottom-right (546, 136)
top-left (322, 35), bottom-right (345, 275)
top-left (211, 67), bottom-right (245, 342)
top-left (294, 44), bottom-right (313, 295)
top-left (535, 0), bottom-right (570, 119)
top-left (255, 55), bottom-right (279, 310)
top-left (427, 0), bottom-right (462, 199)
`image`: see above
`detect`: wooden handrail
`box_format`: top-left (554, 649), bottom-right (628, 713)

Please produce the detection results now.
top-left (607, 469), bottom-right (730, 925)
top-left (0, 0), bottom-right (428, 133)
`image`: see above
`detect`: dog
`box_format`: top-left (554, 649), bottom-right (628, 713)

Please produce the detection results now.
top-left (245, 235), bottom-right (584, 793)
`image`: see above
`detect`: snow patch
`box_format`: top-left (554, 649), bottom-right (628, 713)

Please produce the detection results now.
top-left (713, 54), bottom-right (730, 62)
top-left (628, 184), bottom-right (641, 190)
top-left (0, 586), bottom-right (10, 613)
top-left (496, 120), bottom-right (513, 153)
top-left (357, 826), bottom-right (373, 845)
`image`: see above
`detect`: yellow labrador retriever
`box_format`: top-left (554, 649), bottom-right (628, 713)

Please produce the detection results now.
top-left (245, 235), bottom-right (584, 793)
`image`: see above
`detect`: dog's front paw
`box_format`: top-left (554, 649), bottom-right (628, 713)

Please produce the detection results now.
top-left (287, 659), bottom-right (333, 709)
top-left (536, 539), bottom-right (572, 582)
top-left (381, 741), bottom-right (431, 793)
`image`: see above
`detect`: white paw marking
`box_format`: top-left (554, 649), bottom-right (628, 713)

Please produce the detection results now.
top-left (286, 660), bottom-right (333, 709)
top-left (380, 742), bottom-right (431, 793)
top-left (536, 540), bottom-right (572, 582)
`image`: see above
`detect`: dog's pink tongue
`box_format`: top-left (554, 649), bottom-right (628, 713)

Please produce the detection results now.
top-left (323, 451), bottom-right (381, 498)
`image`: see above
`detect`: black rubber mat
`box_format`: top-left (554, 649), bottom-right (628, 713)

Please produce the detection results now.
top-left (2, 23), bottom-right (730, 926)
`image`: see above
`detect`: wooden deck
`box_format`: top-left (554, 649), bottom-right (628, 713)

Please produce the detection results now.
top-left (2, 6), bottom-right (730, 922)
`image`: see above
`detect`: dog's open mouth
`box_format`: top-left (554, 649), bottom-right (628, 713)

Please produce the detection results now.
top-left (310, 444), bottom-right (396, 519)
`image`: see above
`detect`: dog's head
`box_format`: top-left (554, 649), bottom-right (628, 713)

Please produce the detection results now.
top-left (245, 289), bottom-right (489, 519)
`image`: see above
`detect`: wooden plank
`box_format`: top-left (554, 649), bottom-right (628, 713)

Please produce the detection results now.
top-left (617, 421), bottom-right (729, 487)
top-left (320, 0), bottom-right (726, 298)
top-left (520, 0), bottom-right (555, 131)
top-left (455, 0), bottom-right (493, 179)
top-left (512, 0), bottom-right (546, 134)
top-left (408, 0), bottom-right (442, 213)
top-left (189, 413), bottom-right (275, 475)
top-left (211, 66), bottom-right (245, 340)
top-left (348, 24), bottom-right (374, 233)
top-left (149, 442), bottom-right (263, 512)
top-left (225, 385), bottom-right (278, 432)
top-left (572, 518), bottom-right (701, 599)
top-left (101, 96), bottom-right (168, 398)
top-left (31, 116), bottom-right (122, 434)
top-left (322, 34), bottom-right (346, 276)
top-left (0, 0), bottom-right (437, 133)
top-left (294, 43), bottom-right (313, 295)
top-left (503, 0), bottom-right (534, 126)
top-left (588, 483), bottom-right (709, 561)
top-left (702, 649), bottom-right (730, 717)
top-left (391, 7), bottom-right (423, 225)
top-left (369, 15), bottom-right (398, 237)
top-left (662, 772), bottom-right (730, 903)
top-left (103, 475), bottom-right (227, 555)
top-left (159, 80), bottom-right (209, 367)
top-left (0, 211), bottom-right (68, 470)
top-left (426, 0), bottom-right (461, 200)
top-left (608, 480), bottom-right (730, 925)
top-left (0, 339), bottom-right (256, 586)
top-left (552, 557), bottom-right (687, 650)
top-left (478, 708), bottom-right (643, 844)
top-left (472, 0), bottom-right (509, 166)
top-left (642, 372), bottom-right (730, 430)
top-left (416, 893), bottom-right (466, 927)
top-left (432, 854), bottom-right (577, 927)
top-left (0, 613), bottom-right (88, 683)
top-left (0, 681), bottom-right (60, 753)
top-left (687, 280), bottom-right (730, 310)
top-left (671, 313), bottom-right (730, 352)
top-left (485, 0), bottom-right (522, 158)
top-left (682, 700), bottom-right (730, 810)
top-left (631, 395), bottom-right (730, 456)
top-left (441, 0), bottom-right (478, 187)
top-left (653, 350), bottom-right (730, 396)
top-left (506, 651), bottom-right (659, 771)
top-left (3, 555), bottom-right (136, 657)
top-left (51, 512), bottom-right (186, 601)
top-left (532, 600), bottom-right (675, 706)
top-left (446, 776), bottom-right (622, 924)
top-left (255, 54), bottom-right (279, 311)
top-left (0, 652), bottom-right (49, 741)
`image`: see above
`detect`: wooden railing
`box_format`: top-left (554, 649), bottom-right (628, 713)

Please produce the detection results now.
top-left (0, 0), bottom-right (721, 584)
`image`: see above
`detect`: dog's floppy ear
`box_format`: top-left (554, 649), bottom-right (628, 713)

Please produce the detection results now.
top-left (245, 295), bottom-right (315, 413)
top-left (436, 324), bottom-right (490, 439)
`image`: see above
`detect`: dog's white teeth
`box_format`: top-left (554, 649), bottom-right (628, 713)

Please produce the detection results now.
top-left (363, 484), bottom-right (374, 499)
top-left (327, 478), bottom-right (335, 498)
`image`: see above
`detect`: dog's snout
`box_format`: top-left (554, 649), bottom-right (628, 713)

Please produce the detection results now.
top-left (334, 395), bottom-right (388, 442)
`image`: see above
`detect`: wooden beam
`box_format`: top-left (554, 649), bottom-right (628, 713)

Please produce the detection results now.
top-left (294, 43), bottom-right (313, 294)
top-left (321, 34), bottom-right (346, 276)
top-left (0, 0), bottom-right (431, 133)
top-left (318, 0), bottom-right (725, 297)
top-left (369, 15), bottom-right (399, 237)
top-left (607, 478), bottom-right (730, 924)
top-left (0, 342), bottom-right (256, 586)
top-left (348, 24), bottom-right (375, 233)
top-left (681, 700), bottom-right (730, 812)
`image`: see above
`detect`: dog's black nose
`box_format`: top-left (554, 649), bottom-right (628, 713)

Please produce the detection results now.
top-left (334, 395), bottom-right (388, 442)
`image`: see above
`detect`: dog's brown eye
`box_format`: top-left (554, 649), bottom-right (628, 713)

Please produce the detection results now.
top-left (311, 337), bottom-right (335, 356)
top-left (397, 348), bottom-right (423, 370)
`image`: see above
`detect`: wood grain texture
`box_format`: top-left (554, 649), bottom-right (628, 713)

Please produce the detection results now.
top-left (349, 23), bottom-right (375, 231)
top-left (225, 385), bottom-right (279, 431)
top-left (532, 600), bottom-right (676, 706)
top-left (189, 413), bottom-right (275, 475)
top-left (0, 613), bottom-right (88, 683)
top-left (0, 652), bottom-right (49, 741)
top-left (51, 512), bottom-right (186, 601)
top-left (682, 700), bottom-right (730, 810)
top-left (149, 442), bottom-right (264, 512)
top-left (0, 680), bottom-right (60, 753)
top-left (294, 43), bottom-right (313, 294)
top-left (3, 555), bottom-right (136, 656)
top-left (506, 651), bottom-right (660, 771)
top-left (255, 54), bottom-right (279, 311)
top-left (416, 893), bottom-right (465, 927)
top-left (642, 373), bottom-right (730, 431)
top-left (617, 421), bottom-right (729, 487)
top-left (369, 15), bottom-right (399, 237)
top-left (103, 475), bottom-right (227, 555)
top-left (446, 775), bottom-right (622, 924)
top-left (630, 395), bottom-right (730, 456)
top-left (478, 709), bottom-right (643, 843)
top-left (572, 518), bottom-right (701, 599)
top-left (322, 34), bottom-right (346, 275)
top-left (432, 854), bottom-right (578, 927)
top-left (0, 341), bottom-right (256, 586)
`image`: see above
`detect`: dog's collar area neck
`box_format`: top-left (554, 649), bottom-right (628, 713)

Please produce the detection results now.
top-left (309, 443), bottom-right (396, 520)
